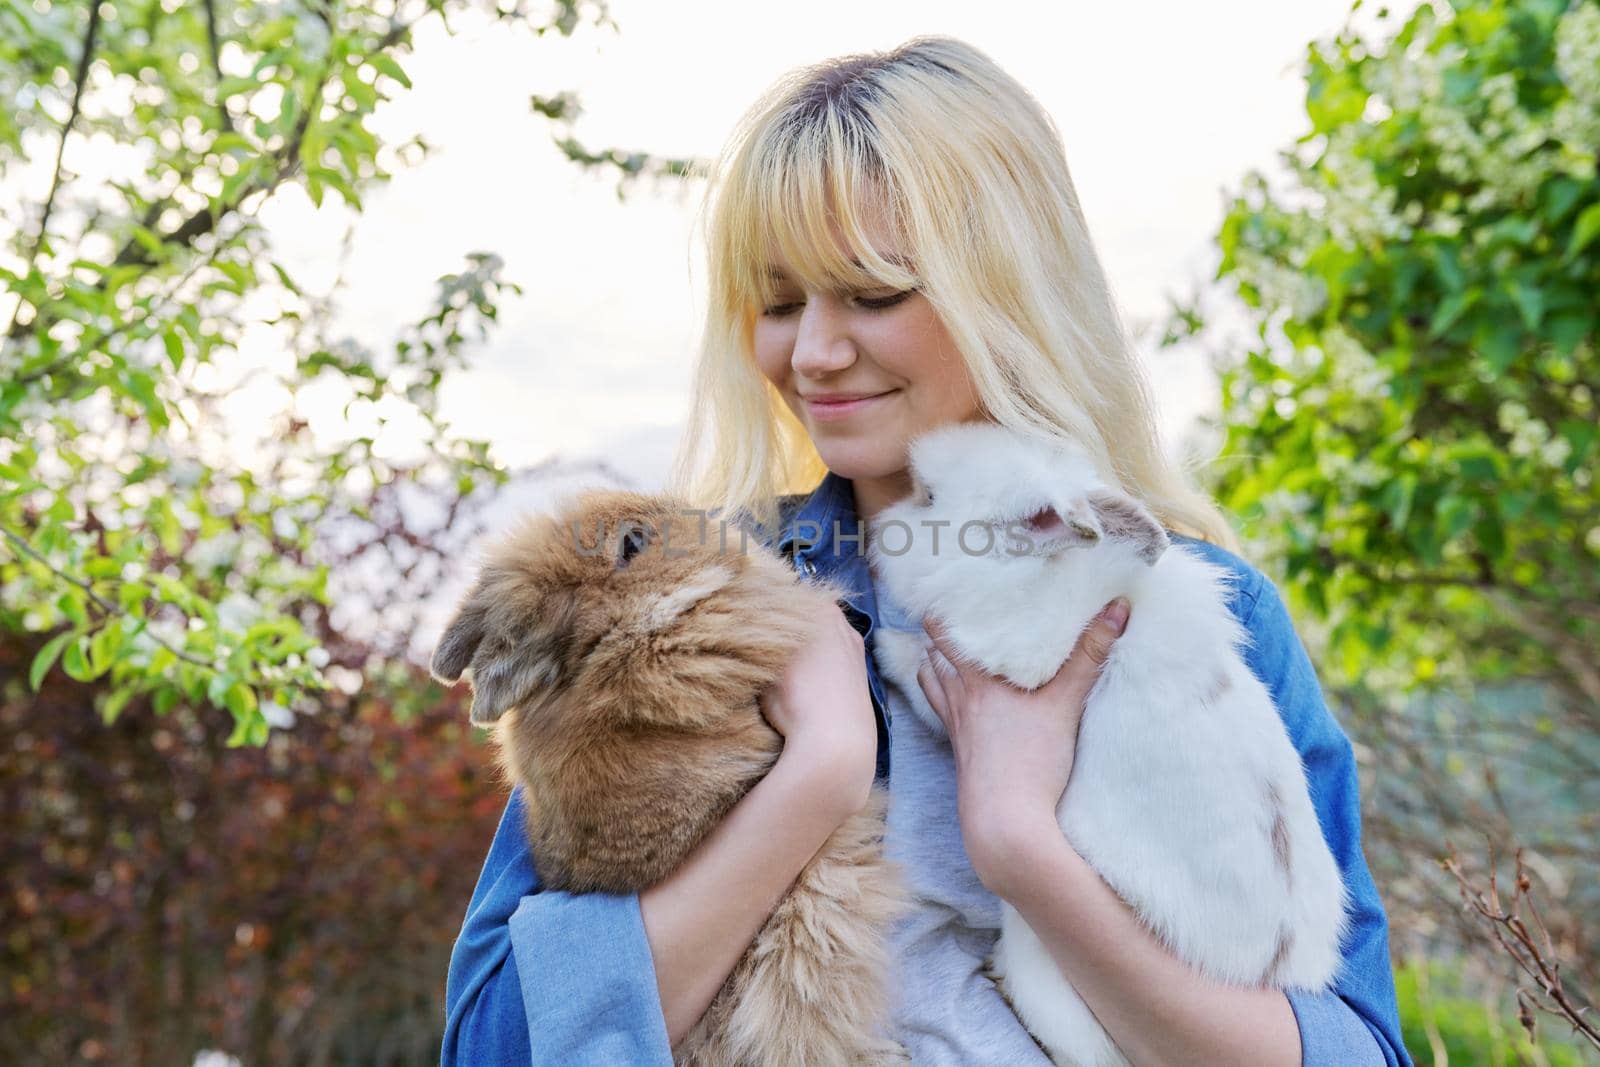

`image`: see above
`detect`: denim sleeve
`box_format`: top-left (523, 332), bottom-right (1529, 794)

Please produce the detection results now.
top-left (1238, 574), bottom-right (1414, 1067)
top-left (441, 787), bottom-right (674, 1067)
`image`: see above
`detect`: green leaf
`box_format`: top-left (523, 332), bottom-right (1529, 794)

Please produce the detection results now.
top-left (101, 686), bottom-right (136, 724)
top-left (153, 686), bottom-right (180, 716)
top-left (1566, 203), bottom-right (1600, 260)
top-left (30, 631), bottom-right (75, 691)
top-left (61, 637), bottom-right (92, 682)
top-left (1476, 510), bottom-right (1507, 563)
top-left (1538, 176), bottom-right (1584, 225)
top-left (1381, 474), bottom-right (1418, 530)
top-left (1428, 288), bottom-right (1479, 337)
top-left (57, 591), bottom-right (88, 627)
top-left (255, 16), bottom-right (296, 50)
top-left (125, 371), bottom-right (168, 428)
top-left (1559, 420), bottom-right (1597, 474)
top-left (1474, 321), bottom-right (1522, 373)
top-left (1505, 281), bottom-right (1544, 331)
top-left (368, 54), bottom-right (412, 89)
top-left (1436, 494), bottom-right (1479, 543)
top-left (270, 262), bottom-right (301, 295)
top-left (224, 681), bottom-right (258, 718)
top-left (216, 75), bottom-right (259, 101)
top-left (148, 646), bottom-right (177, 675)
top-left (162, 328), bottom-right (185, 370)
top-left (119, 580), bottom-right (149, 614)
top-left (1547, 311), bottom-right (1592, 356)
top-left (220, 160), bottom-right (261, 206)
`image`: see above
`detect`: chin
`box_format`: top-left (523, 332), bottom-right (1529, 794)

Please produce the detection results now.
top-left (812, 436), bottom-right (906, 481)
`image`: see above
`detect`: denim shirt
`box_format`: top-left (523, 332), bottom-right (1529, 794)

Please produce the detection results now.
top-left (440, 472), bottom-right (1414, 1066)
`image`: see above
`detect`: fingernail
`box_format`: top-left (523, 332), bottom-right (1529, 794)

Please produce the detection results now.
top-left (1103, 598), bottom-right (1130, 635)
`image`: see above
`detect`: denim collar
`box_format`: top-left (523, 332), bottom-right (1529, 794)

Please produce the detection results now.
top-left (775, 470), bottom-right (881, 644)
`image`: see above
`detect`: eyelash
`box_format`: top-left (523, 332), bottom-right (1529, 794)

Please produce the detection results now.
top-left (760, 288), bottom-right (916, 318)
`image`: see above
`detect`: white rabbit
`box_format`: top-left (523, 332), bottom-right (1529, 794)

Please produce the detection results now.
top-left (867, 422), bottom-right (1347, 1067)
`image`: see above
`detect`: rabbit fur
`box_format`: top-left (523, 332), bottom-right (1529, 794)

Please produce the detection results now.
top-left (432, 489), bottom-right (909, 1066)
top-left (867, 422), bottom-right (1348, 1067)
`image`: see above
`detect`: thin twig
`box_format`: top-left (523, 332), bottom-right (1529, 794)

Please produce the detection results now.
top-left (1442, 844), bottom-right (1600, 1051)
top-left (4, 1), bottom-right (103, 341)
top-left (0, 524), bottom-right (215, 672)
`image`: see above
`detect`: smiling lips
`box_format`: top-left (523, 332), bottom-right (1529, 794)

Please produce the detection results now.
top-left (802, 390), bottom-right (897, 421)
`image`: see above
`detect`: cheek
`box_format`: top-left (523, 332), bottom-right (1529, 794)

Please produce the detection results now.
top-left (881, 320), bottom-right (978, 419)
top-left (751, 320), bottom-right (793, 385)
top-left (883, 319), bottom-right (953, 395)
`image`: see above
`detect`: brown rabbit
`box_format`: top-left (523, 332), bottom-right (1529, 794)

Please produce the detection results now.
top-left (431, 489), bottom-right (908, 1066)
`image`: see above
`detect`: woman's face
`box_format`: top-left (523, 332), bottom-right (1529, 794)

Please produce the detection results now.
top-left (752, 220), bottom-right (983, 513)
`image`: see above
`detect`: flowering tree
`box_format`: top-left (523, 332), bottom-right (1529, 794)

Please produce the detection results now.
top-left (0, 0), bottom-right (696, 743)
top-left (1172, 0), bottom-right (1599, 1048)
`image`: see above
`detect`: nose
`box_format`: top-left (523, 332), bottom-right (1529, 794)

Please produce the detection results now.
top-left (791, 296), bottom-right (856, 378)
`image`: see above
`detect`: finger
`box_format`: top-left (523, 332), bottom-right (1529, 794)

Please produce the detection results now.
top-left (921, 616), bottom-right (979, 686)
top-left (915, 652), bottom-right (953, 729)
top-left (1082, 598), bottom-right (1131, 665)
top-left (1046, 598), bottom-right (1130, 696)
top-left (929, 643), bottom-right (968, 703)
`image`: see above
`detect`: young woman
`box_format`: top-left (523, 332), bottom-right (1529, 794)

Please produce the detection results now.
top-left (442, 36), bottom-right (1412, 1067)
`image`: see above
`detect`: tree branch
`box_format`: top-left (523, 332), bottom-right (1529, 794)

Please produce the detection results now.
top-left (1442, 845), bottom-right (1600, 1051)
top-left (4, 0), bottom-right (103, 342)
top-left (202, 0), bottom-right (235, 133)
top-left (0, 524), bottom-right (216, 673)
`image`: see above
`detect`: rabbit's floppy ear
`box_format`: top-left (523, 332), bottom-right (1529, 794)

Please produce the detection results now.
top-left (431, 582), bottom-right (573, 725)
top-left (431, 595), bottom-right (487, 685)
top-left (1008, 498), bottom-right (1102, 556)
top-left (1088, 489), bottom-right (1169, 565)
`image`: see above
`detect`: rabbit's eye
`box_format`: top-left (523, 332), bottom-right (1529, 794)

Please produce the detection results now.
top-left (913, 483), bottom-right (934, 507)
top-left (617, 524), bottom-right (650, 568)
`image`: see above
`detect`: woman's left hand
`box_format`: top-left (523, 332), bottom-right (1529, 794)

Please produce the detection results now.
top-left (917, 600), bottom-right (1130, 898)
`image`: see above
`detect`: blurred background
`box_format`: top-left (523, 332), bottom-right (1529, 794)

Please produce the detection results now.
top-left (1, 0), bottom-right (1596, 1062)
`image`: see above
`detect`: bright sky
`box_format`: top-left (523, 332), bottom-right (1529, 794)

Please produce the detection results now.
top-left (258, 0), bottom-right (1375, 492)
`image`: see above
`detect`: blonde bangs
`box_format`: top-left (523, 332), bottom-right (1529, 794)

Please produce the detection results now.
top-left (743, 116), bottom-right (916, 311)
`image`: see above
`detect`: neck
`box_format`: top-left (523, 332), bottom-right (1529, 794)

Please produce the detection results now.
top-left (850, 471), bottom-right (913, 523)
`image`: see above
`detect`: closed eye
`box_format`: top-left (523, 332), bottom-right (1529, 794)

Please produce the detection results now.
top-left (760, 288), bottom-right (919, 318)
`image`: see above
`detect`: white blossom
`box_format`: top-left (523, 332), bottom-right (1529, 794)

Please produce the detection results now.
top-left (1317, 127), bottom-right (1407, 245)
top-left (1553, 2), bottom-right (1600, 153)
top-left (260, 701), bottom-right (294, 729)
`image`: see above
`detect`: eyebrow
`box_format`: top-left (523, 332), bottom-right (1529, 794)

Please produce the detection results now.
top-left (765, 253), bottom-right (914, 280)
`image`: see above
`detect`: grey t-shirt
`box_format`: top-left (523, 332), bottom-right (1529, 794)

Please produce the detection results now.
top-left (871, 573), bottom-right (1053, 1066)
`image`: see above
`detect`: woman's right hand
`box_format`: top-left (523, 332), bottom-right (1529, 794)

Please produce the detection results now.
top-left (644, 595), bottom-right (880, 1047)
top-left (757, 597), bottom-right (879, 816)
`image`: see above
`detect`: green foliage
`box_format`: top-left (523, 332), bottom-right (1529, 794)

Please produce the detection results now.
top-left (1396, 961), bottom-right (1594, 1066)
top-left (0, 0), bottom-right (695, 744)
top-left (1177, 0), bottom-right (1598, 705)
top-left (1174, 1), bottom-right (1600, 1051)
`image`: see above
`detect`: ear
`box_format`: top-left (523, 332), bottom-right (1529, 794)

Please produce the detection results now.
top-left (1016, 501), bottom-right (1102, 555)
top-left (431, 598), bottom-right (487, 685)
top-left (431, 583), bottom-right (571, 725)
top-left (1088, 489), bottom-right (1169, 565)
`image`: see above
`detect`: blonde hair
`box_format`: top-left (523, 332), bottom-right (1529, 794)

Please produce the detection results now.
top-left (671, 34), bottom-right (1239, 550)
